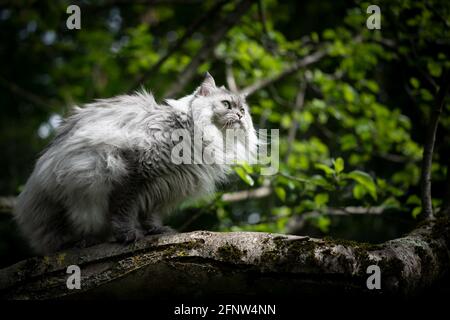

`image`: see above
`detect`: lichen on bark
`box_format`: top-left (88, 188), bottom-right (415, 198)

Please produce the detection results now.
top-left (0, 217), bottom-right (448, 300)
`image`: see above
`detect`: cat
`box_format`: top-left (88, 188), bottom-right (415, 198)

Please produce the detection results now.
top-left (14, 73), bottom-right (258, 254)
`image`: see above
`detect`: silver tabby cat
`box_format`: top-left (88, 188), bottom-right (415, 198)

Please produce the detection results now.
top-left (14, 73), bottom-right (258, 254)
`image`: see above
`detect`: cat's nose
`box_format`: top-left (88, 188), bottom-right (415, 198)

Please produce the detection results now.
top-left (236, 112), bottom-right (243, 119)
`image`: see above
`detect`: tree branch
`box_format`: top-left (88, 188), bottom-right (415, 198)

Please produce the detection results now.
top-left (221, 186), bottom-right (271, 202)
top-left (1, 218), bottom-right (448, 299)
top-left (87, 0), bottom-right (205, 7)
top-left (164, 0), bottom-right (253, 98)
top-left (240, 49), bottom-right (326, 97)
top-left (284, 78), bottom-right (306, 162)
top-left (420, 70), bottom-right (450, 219)
top-left (225, 59), bottom-right (239, 92)
top-left (440, 159), bottom-right (450, 216)
top-left (256, 0), bottom-right (269, 37)
top-left (131, 0), bottom-right (228, 91)
top-left (0, 76), bottom-right (49, 110)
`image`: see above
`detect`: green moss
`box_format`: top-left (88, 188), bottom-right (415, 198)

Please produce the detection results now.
top-left (322, 236), bottom-right (379, 250)
top-left (162, 240), bottom-right (202, 257)
top-left (217, 243), bottom-right (246, 261)
top-left (260, 250), bottom-right (279, 263)
top-left (260, 237), bottom-right (319, 270)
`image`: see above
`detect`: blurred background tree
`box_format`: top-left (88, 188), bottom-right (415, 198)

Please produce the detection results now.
top-left (0, 0), bottom-right (449, 266)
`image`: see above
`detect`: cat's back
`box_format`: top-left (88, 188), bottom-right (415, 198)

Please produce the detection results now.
top-left (60, 90), bottom-right (180, 148)
top-left (72, 91), bottom-right (157, 130)
top-left (33, 91), bottom-right (172, 185)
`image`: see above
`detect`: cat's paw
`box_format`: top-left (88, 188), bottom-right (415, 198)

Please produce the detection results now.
top-left (144, 225), bottom-right (176, 235)
top-left (73, 239), bottom-right (90, 249)
top-left (114, 228), bottom-right (145, 243)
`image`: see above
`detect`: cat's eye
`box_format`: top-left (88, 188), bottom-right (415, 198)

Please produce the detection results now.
top-left (240, 107), bottom-right (245, 114)
top-left (222, 100), bottom-right (231, 109)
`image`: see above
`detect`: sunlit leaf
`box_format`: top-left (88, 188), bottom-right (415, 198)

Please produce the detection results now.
top-left (315, 163), bottom-right (335, 175)
top-left (345, 170), bottom-right (377, 200)
top-left (314, 193), bottom-right (329, 207)
top-left (333, 157), bottom-right (344, 174)
top-left (275, 187), bottom-right (286, 202)
top-left (352, 184), bottom-right (366, 199)
top-left (412, 206), bottom-right (422, 219)
top-left (234, 167), bottom-right (254, 186)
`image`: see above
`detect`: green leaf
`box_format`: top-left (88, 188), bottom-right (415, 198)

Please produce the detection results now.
top-left (410, 77), bottom-right (420, 89)
top-left (322, 29), bottom-right (335, 40)
top-left (352, 184), bottom-right (366, 199)
top-left (406, 195), bottom-right (421, 206)
top-left (381, 197), bottom-right (401, 209)
top-left (333, 157), bottom-right (345, 174)
top-left (275, 187), bottom-right (286, 202)
top-left (316, 216), bottom-right (331, 233)
top-left (412, 206), bottom-right (422, 219)
top-left (238, 161), bottom-right (254, 174)
top-left (234, 167), bottom-right (254, 186)
top-left (342, 85), bottom-right (355, 103)
top-left (346, 170), bottom-right (377, 200)
top-left (310, 175), bottom-right (333, 189)
top-left (315, 163), bottom-right (335, 175)
top-left (314, 193), bottom-right (329, 207)
top-left (427, 61), bottom-right (442, 78)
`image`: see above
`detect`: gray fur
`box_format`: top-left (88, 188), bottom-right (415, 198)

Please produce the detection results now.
top-left (14, 73), bottom-right (258, 254)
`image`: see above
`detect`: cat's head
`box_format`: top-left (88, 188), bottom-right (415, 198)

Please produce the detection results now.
top-left (191, 72), bottom-right (253, 132)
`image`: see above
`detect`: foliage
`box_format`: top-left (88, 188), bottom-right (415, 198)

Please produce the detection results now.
top-left (0, 0), bottom-right (449, 237)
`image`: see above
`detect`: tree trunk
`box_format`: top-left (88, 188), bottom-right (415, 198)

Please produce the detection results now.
top-left (0, 217), bottom-right (448, 300)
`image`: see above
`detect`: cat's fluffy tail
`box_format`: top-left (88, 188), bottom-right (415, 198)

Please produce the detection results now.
top-left (14, 172), bottom-right (68, 254)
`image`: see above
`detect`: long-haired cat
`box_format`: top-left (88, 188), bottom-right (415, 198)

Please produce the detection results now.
top-left (14, 73), bottom-right (258, 254)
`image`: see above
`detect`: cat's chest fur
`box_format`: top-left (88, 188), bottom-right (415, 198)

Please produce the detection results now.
top-left (125, 106), bottom-right (230, 214)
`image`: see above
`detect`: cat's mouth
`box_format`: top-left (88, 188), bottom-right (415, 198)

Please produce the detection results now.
top-left (223, 120), bottom-right (242, 130)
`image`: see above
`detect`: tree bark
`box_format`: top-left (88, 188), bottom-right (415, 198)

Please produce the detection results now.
top-left (420, 71), bottom-right (449, 218)
top-left (0, 217), bottom-right (448, 300)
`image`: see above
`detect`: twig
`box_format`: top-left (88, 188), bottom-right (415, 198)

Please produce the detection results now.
top-left (284, 79), bottom-right (306, 162)
top-left (164, 0), bottom-right (253, 98)
top-left (376, 153), bottom-right (411, 164)
top-left (221, 186), bottom-right (271, 202)
top-left (240, 49), bottom-right (327, 97)
top-left (131, 0), bottom-right (228, 91)
top-left (225, 59), bottom-right (239, 92)
top-left (0, 76), bottom-right (49, 110)
top-left (255, 0), bottom-right (279, 54)
top-left (420, 70), bottom-right (450, 219)
top-left (87, 0), bottom-right (205, 7)
top-left (256, 0), bottom-right (269, 37)
top-left (376, 36), bottom-right (437, 90)
top-left (268, 85), bottom-right (291, 107)
top-left (441, 159), bottom-right (450, 216)
top-left (277, 172), bottom-right (322, 186)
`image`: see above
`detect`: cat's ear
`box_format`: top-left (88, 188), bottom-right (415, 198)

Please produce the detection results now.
top-left (196, 72), bottom-right (217, 96)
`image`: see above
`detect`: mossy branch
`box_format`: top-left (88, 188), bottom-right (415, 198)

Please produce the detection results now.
top-left (1, 218), bottom-right (449, 300)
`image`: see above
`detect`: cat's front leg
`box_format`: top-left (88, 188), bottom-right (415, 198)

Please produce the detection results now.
top-left (109, 178), bottom-right (145, 243)
top-left (111, 207), bottom-right (144, 243)
top-left (144, 224), bottom-right (176, 235)
top-left (140, 214), bottom-right (176, 235)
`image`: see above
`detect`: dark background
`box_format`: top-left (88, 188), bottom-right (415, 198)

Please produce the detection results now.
top-left (0, 0), bottom-right (448, 281)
